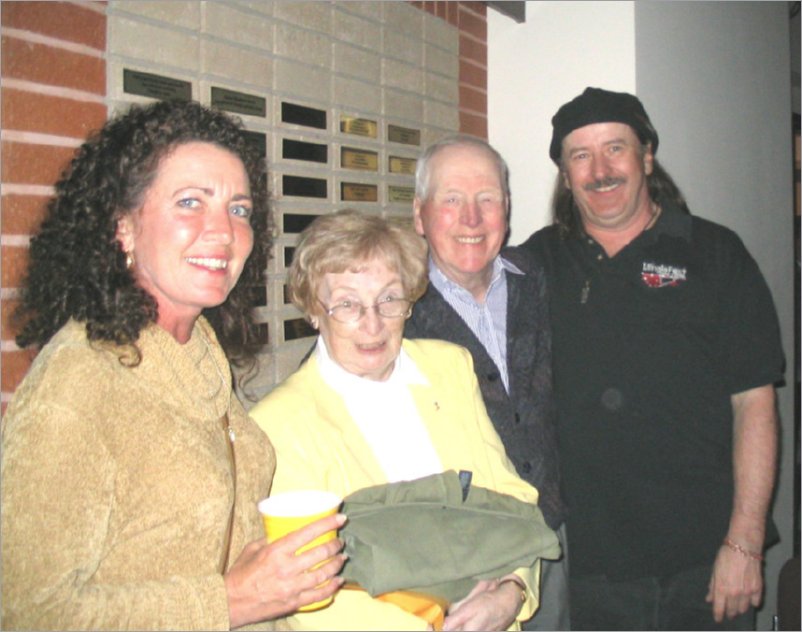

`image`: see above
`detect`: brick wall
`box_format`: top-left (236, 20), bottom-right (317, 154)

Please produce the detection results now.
top-left (413, 1), bottom-right (488, 137)
top-left (0, 0), bottom-right (488, 413)
top-left (1, 1), bottom-right (107, 415)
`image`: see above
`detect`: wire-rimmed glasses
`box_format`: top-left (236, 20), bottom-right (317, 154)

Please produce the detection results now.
top-left (319, 297), bottom-right (413, 324)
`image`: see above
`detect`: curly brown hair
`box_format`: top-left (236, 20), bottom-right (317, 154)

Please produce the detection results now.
top-left (14, 99), bottom-right (271, 374)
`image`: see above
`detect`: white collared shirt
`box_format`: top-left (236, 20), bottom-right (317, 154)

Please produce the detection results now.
top-left (315, 336), bottom-right (443, 482)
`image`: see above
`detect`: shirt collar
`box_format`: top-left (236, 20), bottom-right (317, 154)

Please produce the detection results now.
top-left (428, 255), bottom-right (522, 299)
top-left (650, 197), bottom-right (691, 241)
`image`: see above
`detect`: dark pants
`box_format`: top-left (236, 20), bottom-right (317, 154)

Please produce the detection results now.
top-left (570, 565), bottom-right (755, 631)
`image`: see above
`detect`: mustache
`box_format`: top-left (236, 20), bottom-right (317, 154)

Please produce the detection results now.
top-left (583, 177), bottom-right (625, 192)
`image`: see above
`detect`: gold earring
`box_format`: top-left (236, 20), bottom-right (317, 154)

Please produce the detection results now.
top-left (126, 252), bottom-right (135, 269)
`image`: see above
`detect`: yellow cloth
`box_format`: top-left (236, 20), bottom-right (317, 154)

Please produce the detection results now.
top-left (1, 319), bottom-right (276, 630)
top-left (250, 338), bottom-right (543, 631)
top-left (340, 585), bottom-right (448, 630)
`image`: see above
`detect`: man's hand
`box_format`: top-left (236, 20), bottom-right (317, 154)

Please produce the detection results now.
top-left (705, 543), bottom-right (763, 622)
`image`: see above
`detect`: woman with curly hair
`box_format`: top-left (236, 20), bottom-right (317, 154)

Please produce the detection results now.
top-left (1, 100), bottom-right (345, 630)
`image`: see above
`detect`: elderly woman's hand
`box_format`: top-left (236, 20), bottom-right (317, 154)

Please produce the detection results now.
top-left (442, 576), bottom-right (524, 632)
top-left (224, 513), bottom-right (347, 629)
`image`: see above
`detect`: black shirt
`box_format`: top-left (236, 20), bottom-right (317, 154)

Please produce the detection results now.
top-left (522, 203), bottom-right (784, 580)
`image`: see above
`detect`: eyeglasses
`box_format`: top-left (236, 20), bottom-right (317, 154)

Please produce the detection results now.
top-left (319, 297), bottom-right (413, 324)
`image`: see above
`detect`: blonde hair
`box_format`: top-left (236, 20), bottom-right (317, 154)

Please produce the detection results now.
top-left (289, 209), bottom-right (429, 318)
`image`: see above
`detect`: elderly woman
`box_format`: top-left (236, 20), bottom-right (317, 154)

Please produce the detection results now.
top-left (1, 100), bottom-right (345, 630)
top-left (250, 210), bottom-right (556, 631)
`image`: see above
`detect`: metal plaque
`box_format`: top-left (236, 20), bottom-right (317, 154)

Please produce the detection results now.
top-left (241, 130), bottom-right (267, 159)
top-left (283, 246), bottom-right (296, 268)
top-left (256, 322), bottom-right (269, 346)
top-left (341, 147), bottom-right (378, 171)
top-left (340, 116), bottom-right (378, 138)
top-left (341, 182), bottom-right (378, 202)
top-left (282, 175), bottom-right (327, 199)
top-left (284, 318), bottom-right (316, 341)
top-left (249, 285), bottom-right (267, 307)
top-left (387, 124), bottom-right (421, 146)
top-left (283, 213), bottom-right (320, 234)
top-left (123, 69), bottom-right (191, 101)
top-left (389, 155), bottom-right (417, 175)
top-left (211, 86), bottom-right (266, 117)
top-left (388, 185), bottom-right (416, 203)
top-left (283, 139), bottom-right (328, 163)
top-left (281, 102), bottom-right (327, 129)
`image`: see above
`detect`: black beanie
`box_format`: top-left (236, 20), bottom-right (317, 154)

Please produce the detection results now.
top-left (549, 87), bottom-right (659, 164)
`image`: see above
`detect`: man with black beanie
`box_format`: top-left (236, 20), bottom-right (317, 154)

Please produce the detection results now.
top-left (521, 87), bottom-right (784, 630)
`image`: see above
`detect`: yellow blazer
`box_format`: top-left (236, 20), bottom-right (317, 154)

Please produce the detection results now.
top-left (250, 338), bottom-right (545, 631)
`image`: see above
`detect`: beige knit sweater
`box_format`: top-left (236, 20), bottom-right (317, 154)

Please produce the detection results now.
top-left (1, 318), bottom-right (276, 630)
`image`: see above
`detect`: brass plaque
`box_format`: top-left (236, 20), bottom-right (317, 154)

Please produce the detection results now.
top-left (284, 318), bottom-right (316, 341)
top-left (341, 147), bottom-right (378, 171)
top-left (241, 130), bottom-right (267, 159)
top-left (123, 69), bottom-right (191, 101)
top-left (283, 139), bottom-right (328, 163)
top-left (211, 86), bottom-right (266, 117)
top-left (283, 246), bottom-right (296, 268)
top-left (283, 213), bottom-right (321, 234)
top-left (388, 185), bottom-right (415, 203)
top-left (341, 182), bottom-right (378, 202)
top-left (340, 116), bottom-right (378, 138)
top-left (256, 322), bottom-right (269, 346)
top-left (248, 285), bottom-right (267, 307)
top-left (388, 124), bottom-right (421, 146)
top-left (282, 175), bottom-right (327, 199)
top-left (389, 155), bottom-right (417, 175)
top-left (282, 102), bottom-right (327, 129)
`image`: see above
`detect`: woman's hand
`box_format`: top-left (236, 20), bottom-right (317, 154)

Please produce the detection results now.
top-left (224, 513), bottom-right (347, 629)
top-left (442, 576), bottom-right (524, 631)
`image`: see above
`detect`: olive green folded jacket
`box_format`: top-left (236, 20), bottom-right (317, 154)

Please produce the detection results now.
top-left (341, 470), bottom-right (561, 602)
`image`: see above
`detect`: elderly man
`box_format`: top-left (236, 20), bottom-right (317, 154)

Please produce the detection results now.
top-left (522, 87), bottom-right (784, 630)
top-left (406, 134), bottom-right (568, 630)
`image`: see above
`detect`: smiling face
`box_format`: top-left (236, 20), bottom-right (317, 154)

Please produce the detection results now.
top-left (116, 141), bottom-right (254, 340)
top-left (316, 258), bottom-right (407, 382)
top-left (561, 122), bottom-right (654, 240)
top-left (413, 144), bottom-right (508, 300)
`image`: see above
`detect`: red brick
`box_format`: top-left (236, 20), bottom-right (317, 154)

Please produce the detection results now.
top-left (458, 5), bottom-right (487, 40)
top-left (446, 2), bottom-right (459, 26)
top-left (1, 245), bottom-right (29, 289)
top-left (459, 33), bottom-right (487, 67)
top-left (459, 109), bottom-right (487, 139)
top-left (1, 141), bottom-right (76, 187)
top-left (1, 298), bottom-right (23, 342)
top-left (459, 2), bottom-right (486, 18)
top-left (2, 88), bottom-right (107, 139)
top-left (1, 194), bottom-right (51, 236)
top-left (2, 36), bottom-right (105, 94)
top-left (1, 1), bottom-right (106, 50)
top-left (1, 349), bottom-right (37, 393)
top-left (459, 59), bottom-right (486, 89)
top-left (459, 85), bottom-right (486, 115)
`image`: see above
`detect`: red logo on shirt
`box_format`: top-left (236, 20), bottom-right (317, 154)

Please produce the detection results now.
top-left (641, 262), bottom-right (687, 288)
